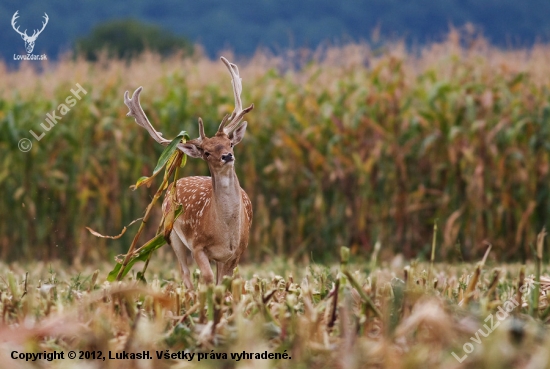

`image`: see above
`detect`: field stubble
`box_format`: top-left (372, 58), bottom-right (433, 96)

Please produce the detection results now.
top-left (1, 248), bottom-right (550, 368)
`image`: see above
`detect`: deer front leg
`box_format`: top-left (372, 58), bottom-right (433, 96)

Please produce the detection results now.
top-left (216, 257), bottom-right (240, 284)
top-left (216, 236), bottom-right (248, 284)
top-left (193, 248), bottom-right (215, 285)
top-left (169, 231), bottom-right (193, 290)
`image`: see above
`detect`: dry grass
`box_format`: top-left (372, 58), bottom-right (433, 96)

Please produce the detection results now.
top-left (0, 249), bottom-right (550, 368)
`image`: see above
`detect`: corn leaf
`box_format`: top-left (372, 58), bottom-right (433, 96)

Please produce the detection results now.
top-left (107, 206), bottom-right (184, 281)
top-left (132, 131), bottom-right (190, 190)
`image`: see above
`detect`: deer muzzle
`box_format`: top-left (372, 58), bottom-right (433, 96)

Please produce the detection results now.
top-left (221, 153), bottom-right (234, 163)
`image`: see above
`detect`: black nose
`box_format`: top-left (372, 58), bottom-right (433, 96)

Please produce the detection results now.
top-left (222, 153), bottom-right (234, 162)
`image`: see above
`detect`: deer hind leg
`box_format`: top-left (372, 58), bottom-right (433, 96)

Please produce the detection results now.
top-left (193, 248), bottom-right (215, 285)
top-left (168, 231), bottom-right (193, 290)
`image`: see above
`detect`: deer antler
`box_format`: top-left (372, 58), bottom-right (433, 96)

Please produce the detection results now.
top-left (125, 58), bottom-right (252, 147)
top-left (11, 11), bottom-right (27, 38)
top-left (197, 118), bottom-right (206, 141)
top-left (29, 13), bottom-right (48, 40)
top-left (217, 57), bottom-right (254, 135)
top-left (11, 11), bottom-right (49, 41)
top-left (124, 87), bottom-right (171, 146)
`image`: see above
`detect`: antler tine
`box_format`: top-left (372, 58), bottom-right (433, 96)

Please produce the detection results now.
top-left (29, 13), bottom-right (49, 39)
top-left (217, 57), bottom-right (254, 135)
top-left (217, 113), bottom-right (231, 133)
top-left (11, 11), bottom-right (26, 37)
top-left (124, 87), bottom-right (171, 146)
top-left (36, 13), bottom-right (49, 36)
top-left (198, 118), bottom-right (206, 141)
top-left (223, 104), bottom-right (254, 133)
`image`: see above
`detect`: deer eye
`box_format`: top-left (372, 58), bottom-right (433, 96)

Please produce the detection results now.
top-left (204, 152), bottom-right (211, 158)
top-left (230, 143), bottom-right (234, 148)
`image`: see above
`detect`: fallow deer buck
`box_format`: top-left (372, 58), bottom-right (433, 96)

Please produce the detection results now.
top-left (124, 57), bottom-right (253, 289)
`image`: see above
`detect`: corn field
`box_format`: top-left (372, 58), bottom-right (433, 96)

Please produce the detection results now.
top-left (1, 32), bottom-right (550, 262)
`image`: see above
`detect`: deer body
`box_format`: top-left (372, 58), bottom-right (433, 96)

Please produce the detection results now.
top-left (164, 175), bottom-right (252, 288)
top-left (124, 57), bottom-right (253, 289)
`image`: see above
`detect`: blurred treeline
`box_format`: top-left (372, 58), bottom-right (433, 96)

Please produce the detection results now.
top-left (2, 0), bottom-right (550, 61)
top-left (74, 19), bottom-right (193, 61)
top-left (1, 33), bottom-right (550, 263)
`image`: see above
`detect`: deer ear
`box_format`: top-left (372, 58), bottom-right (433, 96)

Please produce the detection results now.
top-left (230, 121), bottom-right (247, 146)
top-left (177, 142), bottom-right (203, 158)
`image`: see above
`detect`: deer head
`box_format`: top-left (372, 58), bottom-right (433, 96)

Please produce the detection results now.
top-left (124, 57), bottom-right (254, 172)
top-left (177, 118), bottom-right (246, 173)
top-left (177, 58), bottom-right (254, 172)
top-left (11, 11), bottom-right (49, 54)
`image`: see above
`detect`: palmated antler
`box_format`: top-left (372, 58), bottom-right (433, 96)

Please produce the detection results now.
top-left (217, 57), bottom-right (254, 135)
top-left (124, 87), bottom-right (171, 146)
top-left (125, 57), bottom-right (252, 147)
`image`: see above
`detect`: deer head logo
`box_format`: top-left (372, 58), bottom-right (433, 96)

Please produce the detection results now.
top-left (11, 11), bottom-right (49, 54)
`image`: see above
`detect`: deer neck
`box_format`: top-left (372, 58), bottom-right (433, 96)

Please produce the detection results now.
top-left (209, 166), bottom-right (241, 224)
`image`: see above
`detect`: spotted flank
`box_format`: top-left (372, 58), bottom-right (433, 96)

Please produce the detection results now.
top-left (163, 176), bottom-right (252, 228)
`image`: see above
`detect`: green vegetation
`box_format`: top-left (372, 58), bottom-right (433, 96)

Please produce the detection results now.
top-left (1, 35), bottom-right (550, 262)
top-left (0, 248), bottom-right (549, 368)
top-left (75, 19), bottom-right (193, 61)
